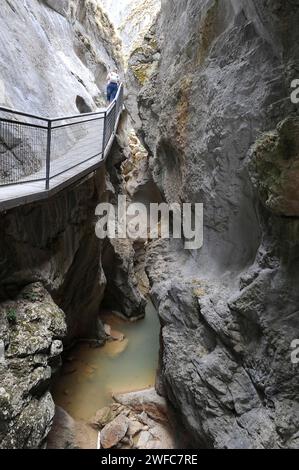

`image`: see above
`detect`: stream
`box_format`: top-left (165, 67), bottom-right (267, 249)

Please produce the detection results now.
top-left (52, 301), bottom-right (160, 422)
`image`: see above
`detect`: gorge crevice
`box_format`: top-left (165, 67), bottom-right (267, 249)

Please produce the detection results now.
top-left (1, 0), bottom-right (299, 450)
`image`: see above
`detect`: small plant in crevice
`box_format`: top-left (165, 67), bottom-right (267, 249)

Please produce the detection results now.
top-left (22, 291), bottom-right (39, 302)
top-left (7, 308), bottom-right (17, 325)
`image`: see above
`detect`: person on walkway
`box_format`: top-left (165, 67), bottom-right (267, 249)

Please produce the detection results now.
top-left (106, 68), bottom-right (120, 103)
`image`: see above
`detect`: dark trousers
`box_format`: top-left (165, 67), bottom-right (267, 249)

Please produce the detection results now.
top-left (107, 82), bottom-right (118, 103)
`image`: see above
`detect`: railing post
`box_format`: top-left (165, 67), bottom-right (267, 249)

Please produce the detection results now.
top-left (102, 111), bottom-right (107, 158)
top-left (45, 120), bottom-right (52, 190)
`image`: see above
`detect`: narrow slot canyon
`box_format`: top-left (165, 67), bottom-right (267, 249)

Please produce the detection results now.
top-left (46, 109), bottom-right (177, 448)
top-left (0, 0), bottom-right (299, 453)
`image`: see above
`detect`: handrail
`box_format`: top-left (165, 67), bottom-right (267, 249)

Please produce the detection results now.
top-left (0, 105), bottom-right (106, 123)
top-left (0, 83), bottom-right (124, 192)
top-left (0, 106), bottom-right (50, 122)
top-left (50, 108), bottom-right (105, 123)
top-left (0, 83), bottom-right (123, 123)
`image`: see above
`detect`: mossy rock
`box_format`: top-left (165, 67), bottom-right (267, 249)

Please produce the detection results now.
top-left (132, 64), bottom-right (152, 86)
top-left (250, 116), bottom-right (299, 216)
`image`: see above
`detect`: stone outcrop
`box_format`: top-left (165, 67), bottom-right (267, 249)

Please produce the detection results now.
top-left (0, 168), bottom-right (108, 343)
top-left (127, 22), bottom-right (160, 130)
top-left (0, 283), bottom-right (66, 449)
top-left (127, 0), bottom-right (299, 449)
top-left (101, 123), bottom-right (148, 318)
top-left (102, 237), bottom-right (147, 318)
top-left (90, 388), bottom-right (175, 449)
top-left (250, 116), bottom-right (299, 216)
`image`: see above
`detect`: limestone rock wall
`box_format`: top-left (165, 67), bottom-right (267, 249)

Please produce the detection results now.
top-left (0, 0), bottom-right (123, 183)
top-left (127, 0), bottom-right (299, 448)
top-left (0, 168), bottom-right (109, 342)
top-left (0, 283), bottom-right (66, 449)
top-left (99, 0), bottom-right (161, 62)
top-left (0, 0), bottom-right (122, 115)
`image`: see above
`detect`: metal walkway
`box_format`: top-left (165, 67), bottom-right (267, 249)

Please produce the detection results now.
top-left (0, 85), bottom-right (124, 211)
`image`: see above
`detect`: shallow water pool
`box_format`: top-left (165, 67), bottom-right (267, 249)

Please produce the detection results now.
top-left (52, 301), bottom-right (160, 422)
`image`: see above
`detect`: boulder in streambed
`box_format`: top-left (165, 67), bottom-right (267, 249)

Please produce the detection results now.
top-left (104, 324), bottom-right (112, 336)
top-left (113, 387), bottom-right (168, 423)
top-left (104, 322), bottom-right (125, 342)
top-left (91, 389), bottom-right (176, 449)
top-left (100, 414), bottom-right (129, 449)
top-left (90, 403), bottom-right (127, 430)
top-left (127, 419), bottom-right (144, 437)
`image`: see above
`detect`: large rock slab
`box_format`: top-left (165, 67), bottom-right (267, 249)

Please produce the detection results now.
top-left (100, 414), bottom-right (129, 449)
top-left (91, 391), bottom-right (176, 449)
top-left (114, 388), bottom-right (168, 422)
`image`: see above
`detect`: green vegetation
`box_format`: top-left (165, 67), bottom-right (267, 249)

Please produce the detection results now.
top-left (7, 308), bottom-right (17, 325)
top-left (22, 291), bottom-right (39, 302)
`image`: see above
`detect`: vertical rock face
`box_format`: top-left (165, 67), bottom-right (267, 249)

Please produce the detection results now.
top-left (0, 283), bottom-right (66, 449)
top-left (99, 0), bottom-right (161, 62)
top-left (0, 168), bottom-right (109, 342)
top-left (250, 116), bottom-right (299, 216)
top-left (102, 132), bottom-right (148, 318)
top-left (0, 0), bottom-right (122, 113)
top-left (127, 0), bottom-right (299, 448)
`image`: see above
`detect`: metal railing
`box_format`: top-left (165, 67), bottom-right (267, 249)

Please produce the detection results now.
top-left (0, 84), bottom-right (124, 189)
